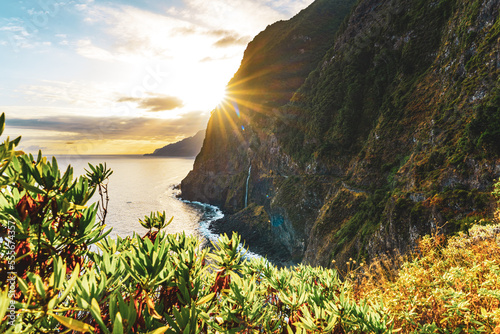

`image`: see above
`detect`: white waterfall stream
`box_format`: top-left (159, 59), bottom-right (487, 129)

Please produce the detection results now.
top-left (244, 165), bottom-right (251, 208)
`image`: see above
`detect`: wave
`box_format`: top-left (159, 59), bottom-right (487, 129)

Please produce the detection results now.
top-left (180, 199), bottom-right (263, 260)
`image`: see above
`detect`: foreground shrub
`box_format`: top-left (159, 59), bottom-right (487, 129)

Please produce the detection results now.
top-left (355, 222), bottom-right (500, 333)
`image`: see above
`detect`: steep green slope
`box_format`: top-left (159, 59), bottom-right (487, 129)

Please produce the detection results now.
top-left (227, 0), bottom-right (358, 109)
top-left (182, 0), bottom-right (500, 267)
top-left (292, 0), bottom-right (500, 266)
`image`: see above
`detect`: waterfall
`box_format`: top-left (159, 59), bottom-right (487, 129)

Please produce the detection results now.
top-left (245, 165), bottom-right (252, 208)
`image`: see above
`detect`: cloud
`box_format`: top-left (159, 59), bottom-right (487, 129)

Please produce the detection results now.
top-left (22, 145), bottom-right (47, 152)
top-left (72, 0), bottom-right (309, 63)
top-left (213, 35), bottom-right (252, 48)
top-left (74, 5), bottom-right (177, 61)
top-left (0, 25), bottom-right (28, 34)
top-left (206, 29), bottom-right (236, 37)
top-left (199, 56), bottom-right (231, 62)
top-left (20, 80), bottom-right (115, 108)
top-left (76, 38), bottom-right (115, 61)
top-left (181, 0), bottom-right (284, 35)
top-left (0, 17), bottom-right (54, 51)
top-left (171, 26), bottom-right (198, 36)
top-left (5, 113), bottom-right (209, 141)
top-left (177, 0), bottom-right (314, 36)
top-left (118, 94), bottom-right (184, 112)
top-left (253, 0), bottom-right (315, 17)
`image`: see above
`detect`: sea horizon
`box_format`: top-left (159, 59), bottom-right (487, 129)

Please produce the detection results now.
top-left (52, 153), bottom-right (198, 158)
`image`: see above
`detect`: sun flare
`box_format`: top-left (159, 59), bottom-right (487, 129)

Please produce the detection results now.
top-left (171, 61), bottom-right (232, 112)
top-left (193, 82), bottom-right (227, 110)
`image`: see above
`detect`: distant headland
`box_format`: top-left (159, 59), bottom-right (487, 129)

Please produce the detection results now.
top-left (145, 130), bottom-right (205, 157)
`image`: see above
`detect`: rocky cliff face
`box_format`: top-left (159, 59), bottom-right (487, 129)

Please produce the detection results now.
top-left (182, 0), bottom-right (500, 267)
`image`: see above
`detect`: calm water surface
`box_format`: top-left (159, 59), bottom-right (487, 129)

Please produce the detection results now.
top-left (56, 155), bottom-right (212, 240)
top-left (55, 155), bottom-right (263, 259)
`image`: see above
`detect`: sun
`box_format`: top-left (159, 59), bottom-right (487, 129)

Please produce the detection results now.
top-left (197, 83), bottom-right (228, 109)
top-left (161, 50), bottom-right (239, 113)
top-left (168, 64), bottom-right (229, 112)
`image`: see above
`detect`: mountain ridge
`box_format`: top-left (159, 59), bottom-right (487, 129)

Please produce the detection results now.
top-left (145, 130), bottom-right (205, 157)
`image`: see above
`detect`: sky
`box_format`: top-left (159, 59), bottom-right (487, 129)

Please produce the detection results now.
top-left (0, 0), bottom-right (314, 155)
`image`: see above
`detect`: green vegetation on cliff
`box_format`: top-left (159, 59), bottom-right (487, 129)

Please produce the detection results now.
top-left (181, 0), bottom-right (500, 268)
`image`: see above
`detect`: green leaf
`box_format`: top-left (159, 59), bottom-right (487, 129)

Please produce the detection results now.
top-left (27, 273), bottom-right (46, 299)
top-left (88, 227), bottom-right (113, 245)
top-left (109, 293), bottom-right (117, 320)
top-left (0, 288), bottom-right (10, 323)
top-left (208, 254), bottom-right (222, 263)
top-left (53, 257), bottom-right (65, 289)
top-left (0, 113), bottom-right (5, 136)
top-left (77, 297), bottom-right (90, 310)
top-left (47, 295), bottom-right (58, 311)
top-left (11, 136), bottom-right (21, 147)
top-left (51, 313), bottom-right (95, 333)
top-left (17, 277), bottom-right (29, 295)
top-left (90, 298), bottom-right (111, 334)
top-left (112, 312), bottom-right (124, 334)
top-left (18, 179), bottom-right (46, 195)
top-left (196, 292), bottom-right (215, 306)
top-left (59, 262), bottom-right (80, 303)
top-left (147, 326), bottom-right (170, 334)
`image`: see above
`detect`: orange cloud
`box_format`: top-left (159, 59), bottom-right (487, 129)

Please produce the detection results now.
top-left (117, 94), bottom-right (184, 112)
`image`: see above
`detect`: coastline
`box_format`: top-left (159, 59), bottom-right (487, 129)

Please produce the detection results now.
top-left (178, 197), bottom-right (264, 261)
top-left (207, 207), bottom-right (296, 267)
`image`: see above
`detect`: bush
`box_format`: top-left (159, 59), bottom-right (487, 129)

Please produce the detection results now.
top-left (355, 224), bottom-right (500, 333)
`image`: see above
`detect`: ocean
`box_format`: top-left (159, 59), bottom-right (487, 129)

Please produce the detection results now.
top-left (55, 155), bottom-right (223, 245)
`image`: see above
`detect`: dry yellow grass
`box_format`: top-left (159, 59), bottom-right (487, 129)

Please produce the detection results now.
top-left (351, 223), bottom-right (500, 332)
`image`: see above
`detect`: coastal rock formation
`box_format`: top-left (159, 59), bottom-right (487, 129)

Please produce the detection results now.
top-left (182, 0), bottom-right (500, 267)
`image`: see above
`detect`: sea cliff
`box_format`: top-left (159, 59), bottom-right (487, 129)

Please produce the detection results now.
top-left (182, 0), bottom-right (500, 267)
